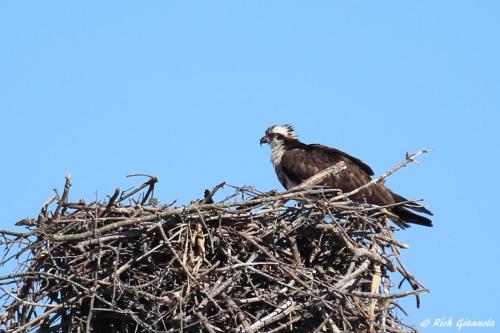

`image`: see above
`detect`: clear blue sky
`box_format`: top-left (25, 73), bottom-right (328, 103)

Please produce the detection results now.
top-left (1, 1), bottom-right (499, 331)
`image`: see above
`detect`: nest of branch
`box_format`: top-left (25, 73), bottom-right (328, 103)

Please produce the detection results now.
top-left (0, 154), bottom-right (429, 333)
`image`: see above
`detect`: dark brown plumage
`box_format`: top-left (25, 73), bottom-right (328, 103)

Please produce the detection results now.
top-left (260, 124), bottom-right (432, 228)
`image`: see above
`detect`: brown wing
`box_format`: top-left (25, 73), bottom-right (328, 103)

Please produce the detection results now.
top-left (280, 147), bottom-right (371, 193)
top-left (308, 144), bottom-right (374, 176)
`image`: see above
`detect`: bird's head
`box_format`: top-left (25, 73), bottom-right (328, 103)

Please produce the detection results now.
top-left (260, 124), bottom-right (298, 147)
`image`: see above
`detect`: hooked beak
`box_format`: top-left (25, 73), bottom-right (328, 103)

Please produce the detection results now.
top-left (260, 136), bottom-right (269, 146)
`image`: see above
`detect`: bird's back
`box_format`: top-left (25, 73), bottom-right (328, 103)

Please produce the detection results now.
top-left (279, 143), bottom-right (372, 193)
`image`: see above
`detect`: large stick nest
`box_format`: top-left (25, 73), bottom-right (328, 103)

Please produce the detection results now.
top-left (0, 152), bottom-right (430, 333)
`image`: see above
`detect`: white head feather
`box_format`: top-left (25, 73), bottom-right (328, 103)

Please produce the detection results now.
top-left (266, 124), bottom-right (298, 139)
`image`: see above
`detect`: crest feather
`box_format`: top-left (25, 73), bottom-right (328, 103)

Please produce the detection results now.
top-left (266, 124), bottom-right (298, 139)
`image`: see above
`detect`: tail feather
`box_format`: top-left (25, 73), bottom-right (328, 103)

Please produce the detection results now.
top-left (391, 207), bottom-right (433, 227)
top-left (390, 190), bottom-right (433, 216)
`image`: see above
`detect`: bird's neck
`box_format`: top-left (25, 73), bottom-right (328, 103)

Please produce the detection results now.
top-left (270, 141), bottom-right (286, 166)
top-left (270, 138), bottom-right (303, 166)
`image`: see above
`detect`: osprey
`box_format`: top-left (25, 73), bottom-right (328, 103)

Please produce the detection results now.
top-left (260, 124), bottom-right (433, 228)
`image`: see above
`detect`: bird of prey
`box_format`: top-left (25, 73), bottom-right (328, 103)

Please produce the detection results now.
top-left (259, 124), bottom-right (433, 228)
